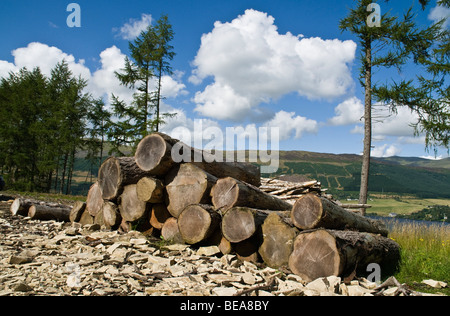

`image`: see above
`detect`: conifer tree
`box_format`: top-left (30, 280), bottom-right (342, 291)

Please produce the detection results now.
top-left (340, 0), bottom-right (445, 213)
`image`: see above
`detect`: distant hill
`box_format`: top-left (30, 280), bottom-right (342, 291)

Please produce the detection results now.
top-left (269, 151), bottom-right (450, 199)
top-left (71, 147), bottom-right (450, 199)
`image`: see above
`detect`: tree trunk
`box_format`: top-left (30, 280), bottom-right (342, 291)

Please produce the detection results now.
top-left (101, 201), bottom-right (121, 230)
top-left (118, 184), bottom-right (150, 222)
top-left (288, 229), bottom-right (400, 283)
top-left (70, 201), bottom-right (86, 223)
top-left (178, 204), bottom-right (221, 245)
top-left (86, 182), bottom-right (104, 216)
top-left (291, 194), bottom-right (388, 236)
top-left (135, 132), bottom-right (261, 186)
top-left (221, 207), bottom-right (270, 243)
top-left (28, 205), bottom-right (72, 222)
top-left (149, 203), bottom-right (171, 230)
top-left (165, 163), bottom-right (217, 217)
top-left (136, 177), bottom-right (164, 203)
top-left (359, 40), bottom-right (372, 215)
top-left (259, 212), bottom-right (298, 269)
top-left (211, 177), bottom-right (292, 213)
top-left (161, 217), bottom-right (184, 244)
top-left (98, 156), bottom-right (151, 200)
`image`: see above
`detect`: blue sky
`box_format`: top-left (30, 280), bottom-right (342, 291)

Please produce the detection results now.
top-left (0, 0), bottom-right (448, 158)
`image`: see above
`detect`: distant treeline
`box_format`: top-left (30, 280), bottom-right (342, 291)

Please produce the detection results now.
top-left (0, 61), bottom-right (109, 193)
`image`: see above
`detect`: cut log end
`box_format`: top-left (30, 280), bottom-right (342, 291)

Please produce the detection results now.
top-left (136, 177), bottom-right (164, 203)
top-left (291, 194), bottom-right (323, 229)
top-left (98, 158), bottom-right (121, 200)
top-left (288, 230), bottom-right (341, 282)
top-left (86, 182), bottom-right (104, 216)
top-left (119, 184), bottom-right (149, 222)
top-left (222, 207), bottom-right (261, 243)
top-left (165, 164), bottom-right (217, 218)
top-left (211, 177), bottom-right (239, 211)
top-left (178, 204), bottom-right (220, 244)
top-left (135, 133), bottom-right (174, 174)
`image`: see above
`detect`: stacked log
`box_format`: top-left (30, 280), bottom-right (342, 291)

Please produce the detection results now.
top-left (60, 132), bottom-right (400, 282)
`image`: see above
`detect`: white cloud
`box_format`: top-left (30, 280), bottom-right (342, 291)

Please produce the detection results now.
top-left (429, 4), bottom-right (450, 29)
top-left (190, 9), bottom-right (356, 122)
top-left (0, 60), bottom-right (16, 79)
top-left (0, 42), bottom-right (186, 111)
top-left (89, 45), bottom-right (134, 104)
top-left (328, 97), bottom-right (364, 126)
top-left (372, 106), bottom-right (419, 137)
top-left (264, 110), bottom-right (318, 141)
top-left (115, 13), bottom-right (153, 40)
top-left (10, 42), bottom-right (91, 80)
top-left (371, 144), bottom-right (401, 158)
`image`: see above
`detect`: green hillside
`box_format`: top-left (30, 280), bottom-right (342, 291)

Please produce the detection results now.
top-left (270, 152), bottom-right (450, 199)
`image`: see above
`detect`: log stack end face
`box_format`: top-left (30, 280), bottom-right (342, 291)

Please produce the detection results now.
top-left (222, 207), bottom-right (256, 243)
top-left (98, 158), bottom-right (120, 200)
top-left (135, 133), bottom-right (171, 173)
top-left (291, 194), bottom-right (323, 230)
top-left (211, 177), bottom-right (239, 211)
top-left (288, 230), bottom-right (341, 283)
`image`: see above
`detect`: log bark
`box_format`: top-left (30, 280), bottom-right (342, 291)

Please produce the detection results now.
top-left (221, 207), bottom-right (269, 243)
top-left (259, 212), bottom-right (299, 269)
top-left (291, 194), bottom-right (388, 236)
top-left (98, 157), bottom-right (151, 200)
top-left (178, 204), bottom-right (221, 245)
top-left (10, 198), bottom-right (69, 217)
top-left (136, 177), bottom-right (164, 203)
top-left (288, 229), bottom-right (401, 282)
top-left (70, 201), bottom-right (86, 223)
top-left (102, 201), bottom-right (121, 230)
top-left (118, 184), bottom-right (150, 222)
top-left (161, 217), bottom-right (184, 244)
top-left (165, 164), bottom-right (217, 218)
top-left (86, 182), bottom-right (104, 216)
top-left (149, 203), bottom-right (171, 230)
top-left (135, 132), bottom-right (261, 186)
top-left (211, 177), bottom-right (292, 213)
top-left (28, 205), bottom-right (71, 222)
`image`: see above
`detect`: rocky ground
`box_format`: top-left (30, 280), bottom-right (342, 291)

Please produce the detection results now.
top-left (0, 196), bottom-right (444, 296)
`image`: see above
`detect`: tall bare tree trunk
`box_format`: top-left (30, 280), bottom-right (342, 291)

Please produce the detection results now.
top-left (359, 39), bottom-right (372, 215)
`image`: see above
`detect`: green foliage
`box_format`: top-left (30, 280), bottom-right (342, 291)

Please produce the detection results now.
top-left (109, 14), bottom-right (176, 154)
top-left (397, 205), bottom-right (450, 223)
top-left (391, 222), bottom-right (450, 294)
top-left (0, 61), bottom-right (102, 194)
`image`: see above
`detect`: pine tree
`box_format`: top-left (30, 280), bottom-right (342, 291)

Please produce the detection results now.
top-left (339, 0), bottom-right (444, 213)
top-left (111, 14), bottom-right (176, 153)
top-left (152, 14), bottom-right (176, 132)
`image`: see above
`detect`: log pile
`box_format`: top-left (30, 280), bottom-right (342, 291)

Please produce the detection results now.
top-left (12, 132), bottom-right (401, 283)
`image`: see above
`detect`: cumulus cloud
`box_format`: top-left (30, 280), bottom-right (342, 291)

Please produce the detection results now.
top-left (264, 110), bottom-right (318, 141)
top-left (190, 9), bottom-right (356, 122)
top-left (0, 42), bottom-right (186, 110)
top-left (115, 13), bottom-right (153, 40)
top-left (371, 144), bottom-right (401, 158)
top-left (328, 97), bottom-right (364, 126)
top-left (428, 3), bottom-right (450, 29)
top-left (8, 42), bottom-right (91, 80)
